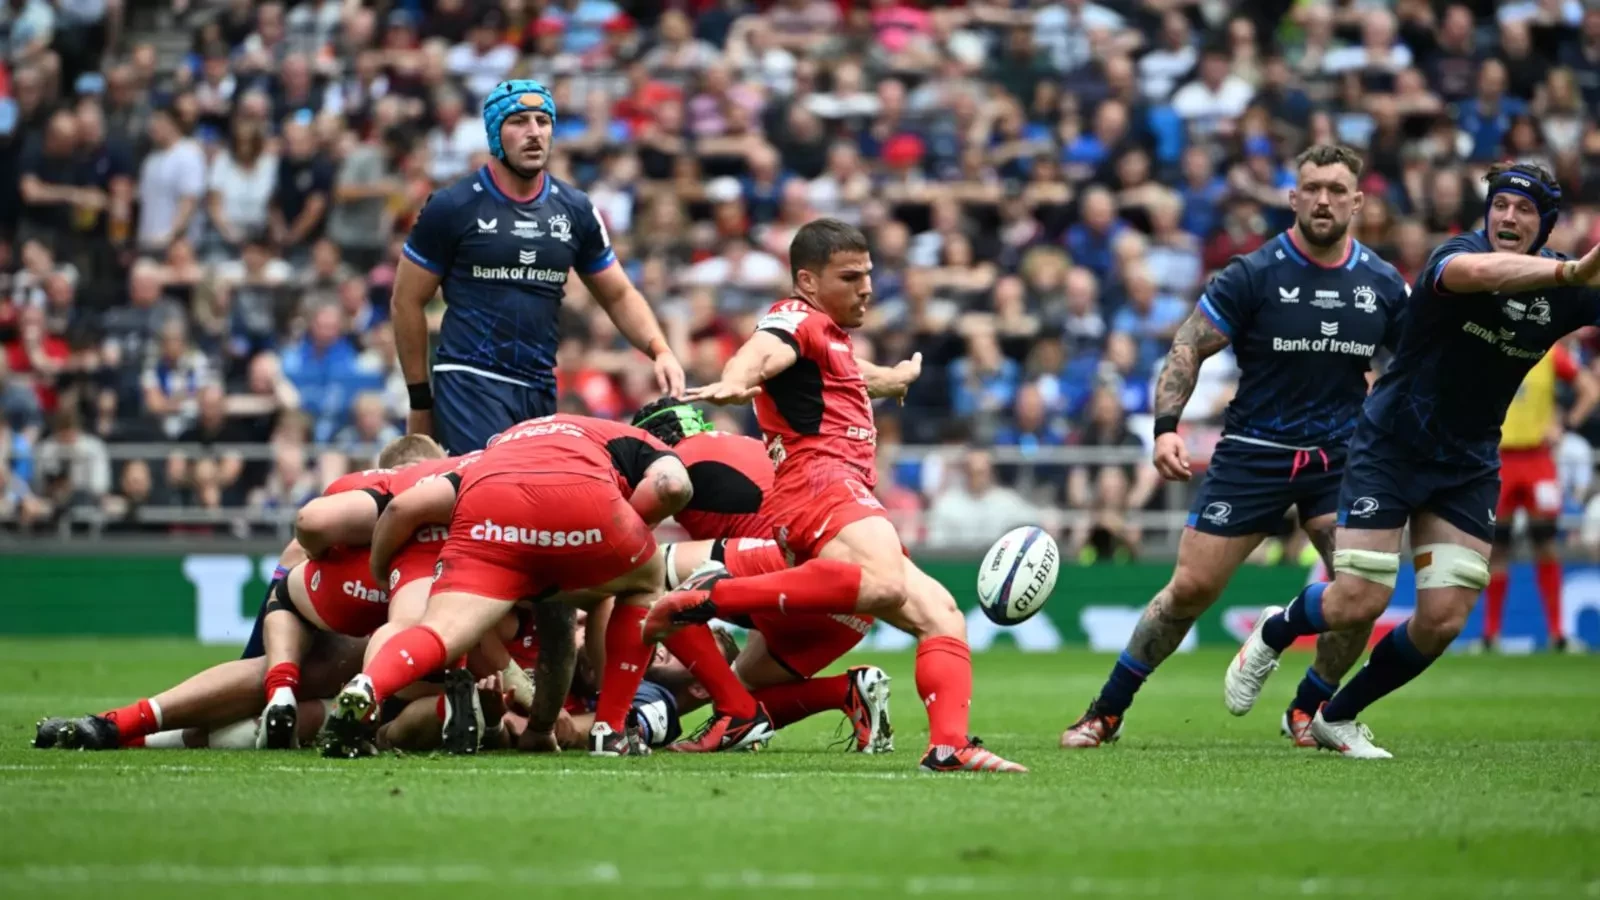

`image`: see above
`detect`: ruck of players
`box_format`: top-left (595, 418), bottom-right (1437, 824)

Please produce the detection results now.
top-left (30, 76), bottom-right (1600, 767)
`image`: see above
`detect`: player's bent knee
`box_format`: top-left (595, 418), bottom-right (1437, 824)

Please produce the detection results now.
top-left (1166, 565), bottom-right (1227, 614)
top-left (1333, 548), bottom-right (1401, 588)
top-left (1409, 597), bottom-right (1474, 648)
top-left (1413, 543), bottom-right (1489, 592)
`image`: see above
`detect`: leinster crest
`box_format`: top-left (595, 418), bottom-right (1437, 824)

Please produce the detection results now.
top-left (547, 213), bottom-right (573, 243)
top-left (1352, 285), bottom-right (1377, 313)
top-left (1527, 297), bottom-right (1551, 326)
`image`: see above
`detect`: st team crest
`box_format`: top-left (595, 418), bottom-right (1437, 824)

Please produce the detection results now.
top-left (547, 213), bottom-right (573, 243)
top-left (310, 569), bottom-right (322, 592)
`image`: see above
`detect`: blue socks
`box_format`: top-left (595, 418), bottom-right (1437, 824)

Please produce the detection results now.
top-left (1322, 622), bottom-right (1437, 722)
top-left (1093, 652), bottom-right (1152, 717)
top-left (1290, 666), bottom-right (1339, 715)
top-left (1261, 582), bottom-right (1329, 652)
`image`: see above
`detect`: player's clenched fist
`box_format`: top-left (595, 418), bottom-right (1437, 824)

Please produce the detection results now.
top-left (1152, 432), bottom-right (1192, 482)
top-left (685, 381), bottom-right (762, 405)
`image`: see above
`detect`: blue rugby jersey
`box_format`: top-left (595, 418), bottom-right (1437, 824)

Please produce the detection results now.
top-left (1197, 232), bottom-right (1408, 447)
top-left (402, 166), bottom-right (617, 387)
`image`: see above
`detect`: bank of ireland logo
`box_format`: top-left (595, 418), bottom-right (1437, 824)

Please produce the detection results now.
top-left (1349, 496), bottom-right (1380, 518)
top-left (310, 569), bottom-right (322, 592)
top-left (1202, 501), bottom-right (1232, 525)
top-left (548, 213), bottom-right (572, 243)
top-left (1353, 285), bottom-right (1377, 313)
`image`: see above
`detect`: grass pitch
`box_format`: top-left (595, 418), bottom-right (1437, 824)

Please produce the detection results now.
top-left (1, 639), bottom-right (1596, 899)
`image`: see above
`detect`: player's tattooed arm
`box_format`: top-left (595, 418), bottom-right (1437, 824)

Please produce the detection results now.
top-left (1125, 589), bottom-right (1198, 669)
top-left (1154, 309), bottom-right (1231, 419)
top-left (528, 602), bottom-right (579, 735)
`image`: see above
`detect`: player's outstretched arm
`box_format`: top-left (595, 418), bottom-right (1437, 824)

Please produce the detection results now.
top-left (686, 331), bottom-right (798, 405)
top-left (1438, 243), bottom-right (1600, 295)
top-left (294, 492), bottom-right (384, 559)
top-left (1151, 307), bottom-right (1231, 481)
top-left (368, 476), bottom-right (457, 583)
top-left (391, 257), bottom-right (444, 436)
top-left (583, 265), bottom-right (686, 397)
top-left (857, 352), bottom-right (923, 402)
top-left (523, 602), bottom-right (580, 751)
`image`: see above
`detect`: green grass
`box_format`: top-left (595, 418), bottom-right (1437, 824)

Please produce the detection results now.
top-left (1, 639), bottom-right (1597, 899)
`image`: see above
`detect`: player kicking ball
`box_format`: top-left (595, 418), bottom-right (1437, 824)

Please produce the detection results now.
top-left (318, 415), bottom-right (695, 759)
top-left (1061, 145), bottom-right (1409, 749)
top-left (1226, 162), bottom-right (1600, 757)
top-left (645, 218), bottom-right (1025, 774)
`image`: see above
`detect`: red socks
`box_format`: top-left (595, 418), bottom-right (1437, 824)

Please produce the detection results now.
top-left (708, 559), bottom-right (863, 617)
top-left (753, 674), bottom-right (850, 728)
top-left (101, 698), bottom-right (161, 747)
top-left (916, 636), bottom-right (972, 748)
top-left (1536, 558), bottom-right (1565, 640)
top-left (1484, 570), bottom-right (1508, 641)
top-left (264, 662), bottom-right (301, 700)
top-left (365, 626), bottom-right (448, 704)
top-left (595, 604), bottom-right (653, 731)
top-left (664, 625), bottom-right (756, 717)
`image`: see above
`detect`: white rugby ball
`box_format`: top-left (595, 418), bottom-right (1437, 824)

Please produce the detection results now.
top-left (977, 526), bottom-right (1059, 626)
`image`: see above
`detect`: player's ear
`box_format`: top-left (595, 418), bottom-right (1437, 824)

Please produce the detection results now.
top-left (1351, 190), bottom-right (1364, 215)
top-left (794, 267), bottom-right (815, 296)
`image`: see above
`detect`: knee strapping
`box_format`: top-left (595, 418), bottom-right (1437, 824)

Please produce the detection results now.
top-left (1332, 548), bottom-right (1400, 588)
top-left (264, 576), bottom-right (315, 626)
top-left (663, 543), bottom-right (681, 590)
top-left (1413, 543), bottom-right (1490, 591)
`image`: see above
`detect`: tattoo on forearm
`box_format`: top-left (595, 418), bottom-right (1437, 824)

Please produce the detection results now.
top-left (1154, 309), bottom-right (1230, 419)
top-left (530, 603), bottom-right (578, 730)
top-left (1126, 590), bottom-right (1199, 669)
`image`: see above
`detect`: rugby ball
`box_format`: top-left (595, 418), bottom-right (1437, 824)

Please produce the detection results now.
top-left (976, 526), bottom-right (1059, 626)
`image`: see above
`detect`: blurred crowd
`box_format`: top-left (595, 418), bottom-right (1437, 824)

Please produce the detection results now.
top-left (5, 0), bottom-right (1600, 555)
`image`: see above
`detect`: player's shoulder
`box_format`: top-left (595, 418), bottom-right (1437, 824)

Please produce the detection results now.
top-left (325, 467), bottom-right (395, 495)
top-left (758, 298), bottom-right (830, 336)
top-left (1427, 230), bottom-right (1492, 265)
top-left (424, 173), bottom-right (485, 212)
top-left (680, 430), bottom-right (765, 461)
top-left (542, 173), bottom-right (597, 212)
top-left (1349, 241), bottom-right (1409, 290)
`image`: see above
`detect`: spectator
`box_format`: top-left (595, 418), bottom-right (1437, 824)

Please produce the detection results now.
top-left (949, 327), bottom-right (1021, 423)
top-left (1139, 11), bottom-right (1195, 102)
top-left (1171, 44), bottom-right (1255, 140)
top-left (924, 447), bottom-right (1038, 550)
top-left (0, 353), bottom-right (44, 436)
top-left (1064, 186), bottom-right (1127, 285)
top-left (207, 124), bottom-right (276, 258)
top-left (326, 126), bottom-right (402, 270)
top-left (140, 319), bottom-right (213, 439)
top-left (425, 88), bottom-right (488, 185)
top-left (268, 119), bottom-right (334, 258)
top-left (994, 381), bottom-right (1070, 501)
top-left (17, 111), bottom-right (94, 252)
top-left (1, 419), bottom-right (48, 528)
top-left (135, 107), bottom-right (207, 256)
top-left (0, 0), bottom-right (54, 65)
top-left (1111, 267), bottom-right (1188, 379)
top-left (100, 458), bottom-right (165, 534)
top-left (448, 9), bottom-right (517, 103)
top-left (33, 408), bottom-right (110, 517)
top-left (279, 303), bottom-right (361, 443)
top-left (100, 260), bottom-right (184, 382)
top-left (333, 391), bottom-right (400, 464)
top-left (1066, 382), bottom-right (1161, 562)
top-left (4, 305), bottom-right (68, 413)
top-left (177, 384), bottom-right (249, 505)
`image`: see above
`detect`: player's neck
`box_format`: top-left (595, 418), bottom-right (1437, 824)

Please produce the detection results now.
top-left (486, 159), bottom-right (546, 203)
top-left (1286, 226), bottom-right (1353, 269)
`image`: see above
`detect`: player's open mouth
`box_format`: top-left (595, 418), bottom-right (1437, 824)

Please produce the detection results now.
top-left (1494, 230), bottom-right (1522, 244)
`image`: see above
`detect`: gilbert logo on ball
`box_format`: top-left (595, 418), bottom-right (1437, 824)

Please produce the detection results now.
top-left (976, 526), bottom-right (1059, 626)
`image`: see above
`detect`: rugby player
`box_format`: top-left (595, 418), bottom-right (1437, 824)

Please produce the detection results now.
top-left (256, 436), bottom-right (449, 747)
top-left (647, 218), bottom-right (1025, 774)
top-left (1477, 338), bottom-right (1597, 652)
top-left (1226, 162), bottom-right (1600, 757)
top-left (632, 398), bottom-right (892, 752)
top-left (1061, 145), bottom-right (1409, 749)
top-left (319, 414), bottom-right (695, 759)
top-left (394, 79), bottom-right (683, 454)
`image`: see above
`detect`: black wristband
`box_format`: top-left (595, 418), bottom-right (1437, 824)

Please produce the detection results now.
top-left (407, 382), bottom-right (433, 411)
top-left (1153, 415), bottom-right (1180, 437)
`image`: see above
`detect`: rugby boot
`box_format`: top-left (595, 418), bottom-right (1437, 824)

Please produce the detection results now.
top-left (256, 687), bottom-right (299, 750)
top-left (843, 666), bottom-right (894, 753)
top-left (1059, 704), bottom-right (1122, 749)
top-left (440, 668), bottom-right (485, 756)
top-left (668, 703), bottom-right (775, 753)
top-left (55, 715), bottom-right (121, 751)
top-left (1309, 707), bottom-right (1392, 760)
top-left (1224, 604), bottom-right (1283, 715)
top-left (589, 721), bottom-right (651, 757)
top-left (641, 567), bottom-right (728, 640)
top-left (319, 675), bottom-right (379, 759)
top-left (1281, 707), bottom-right (1317, 748)
top-left (33, 717), bottom-right (71, 749)
top-left (918, 736), bottom-right (1027, 774)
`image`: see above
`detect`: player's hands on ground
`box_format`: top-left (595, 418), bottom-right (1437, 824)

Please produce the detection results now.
top-left (685, 380), bottom-right (762, 405)
top-left (519, 726), bottom-right (560, 754)
top-left (654, 350), bottom-right (687, 398)
top-left (407, 409), bottom-right (434, 440)
top-left (1152, 432), bottom-right (1192, 482)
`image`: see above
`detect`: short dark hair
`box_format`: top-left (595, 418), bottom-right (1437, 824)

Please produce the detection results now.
top-left (1485, 160), bottom-right (1559, 192)
top-left (377, 434), bottom-right (446, 468)
top-left (1294, 144), bottom-right (1364, 178)
top-left (789, 218), bottom-right (869, 283)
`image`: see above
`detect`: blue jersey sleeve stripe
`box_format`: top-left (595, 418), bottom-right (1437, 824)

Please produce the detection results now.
top-left (1197, 295), bottom-right (1233, 337)
top-left (577, 248), bottom-right (618, 275)
top-left (402, 244), bottom-right (444, 275)
top-left (1431, 252), bottom-right (1463, 293)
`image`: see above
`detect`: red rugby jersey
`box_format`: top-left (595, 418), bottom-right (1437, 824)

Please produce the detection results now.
top-left (673, 431), bottom-right (776, 541)
top-left (480, 413), bottom-right (674, 495)
top-left (753, 298), bottom-right (877, 489)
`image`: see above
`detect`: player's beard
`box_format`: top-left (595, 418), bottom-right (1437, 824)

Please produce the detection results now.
top-left (503, 155), bottom-right (544, 180)
top-left (1297, 212), bottom-right (1349, 248)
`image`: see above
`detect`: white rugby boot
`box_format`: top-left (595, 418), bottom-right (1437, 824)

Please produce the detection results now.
top-left (1224, 605), bottom-right (1283, 716)
top-left (1309, 707), bottom-right (1393, 759)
